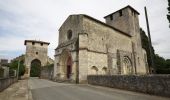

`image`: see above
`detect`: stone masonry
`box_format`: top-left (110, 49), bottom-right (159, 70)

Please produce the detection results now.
top-left (54, 5), bottom-right (149, 83)
top-left (24, 40), bottom-right (53, 77)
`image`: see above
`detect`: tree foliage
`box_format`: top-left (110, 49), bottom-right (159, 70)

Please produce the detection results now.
top-left (140, 28), bottom-right (155, 68)
top-left (167, 0), bottom-right (170, 27)
top-left (140, 28), bottom-right (170, 74)
top-left (9, 59), bottom-right (25, 76)
top-left (0, 68), bottom-right (4, 78)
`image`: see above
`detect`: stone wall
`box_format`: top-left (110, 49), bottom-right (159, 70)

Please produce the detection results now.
top-left (0, 77), bottom-right (17, 92)
top-left (87, 75), bottom-right (170, 97)
top-left (40, 67), bottom-right (53, 80)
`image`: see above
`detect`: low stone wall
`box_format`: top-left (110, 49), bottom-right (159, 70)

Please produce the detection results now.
top-left (87, 75), bottom-right (170, 97)
top-left (40, 67), bottom-right (53, 80)
top-left (0, 77), bottom-right (17, 92)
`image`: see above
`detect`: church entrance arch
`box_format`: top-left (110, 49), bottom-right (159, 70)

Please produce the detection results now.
top-left (30, 59), bottom-right (41, 77)
top-left (59, 50), bottom-right (72, 79)
top-left (67, 56), bottom-right (72, 79)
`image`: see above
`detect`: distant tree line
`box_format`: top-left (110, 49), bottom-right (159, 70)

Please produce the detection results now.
top-left (140, 28), bottom-right (170, 74)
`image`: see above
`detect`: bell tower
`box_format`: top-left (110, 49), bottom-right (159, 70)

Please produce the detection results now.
top-left (104, 5), bottom-right (140, 36)
top-left (104, 5), bottom-right (146, 74)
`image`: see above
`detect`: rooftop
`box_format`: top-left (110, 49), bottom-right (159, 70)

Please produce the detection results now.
top-left (104, 5), bottom-right (140, 18)
top-left (24, 40), bottom-right (50, 45)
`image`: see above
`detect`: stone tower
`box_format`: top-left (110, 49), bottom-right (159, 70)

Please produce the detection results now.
top-left (104, 5), bottom-right (146, 73)
top-left (24, 40), bottom-right (50, 77)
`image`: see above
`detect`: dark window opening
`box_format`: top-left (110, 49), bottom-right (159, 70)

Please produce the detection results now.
top-left (131, 10), bottom-right (133, 16)
top-left (119, 10), bottom-right (122, 16)
top-left (110, 15), bottom-right (113, 20)
top-left (36, 52), bottom-right (38, 55)
top-left (41, 43), bottom-right (43, 46)
top-left (134, 13), bottom-right (136, 17)
top-left (67, 30), bottom-right (72, 40)
top-left (32, 42), bottom-right (35, 45)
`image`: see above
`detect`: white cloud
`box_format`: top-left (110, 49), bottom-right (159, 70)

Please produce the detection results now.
top-left (0, 0), bottom-right (169, 59)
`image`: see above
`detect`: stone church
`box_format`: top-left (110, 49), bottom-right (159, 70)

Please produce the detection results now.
top-left (54, 5), bottom-right (149, 83)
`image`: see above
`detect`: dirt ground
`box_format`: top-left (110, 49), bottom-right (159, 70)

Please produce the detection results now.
top-left (0, 79), bottom-right (32, 100)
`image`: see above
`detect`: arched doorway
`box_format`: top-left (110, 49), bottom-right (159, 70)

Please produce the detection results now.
top-left (122, 56), bottom-right (133, 75)
top-left (66, 56), bottom-right (72, 79)
top-left (30, 59), bottom-right (41, 77)
top-left (59, 50), bottom-right (73, 79)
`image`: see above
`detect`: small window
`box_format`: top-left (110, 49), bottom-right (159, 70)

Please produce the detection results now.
top-left (138, 57), bottom-right (140, 65)
top-left (119, 10), bottom-right (122, 16)
top-left (32, 42), bottom-right (35, 45)
top-left (110, 15), bottom-right (113, 20)
top-left (36, 52), bottom-right (38, 55)
top-left (67, 30), bottom-right (72, 40)
top-left (41, 43), bottom-right (43, 46)
top-left (131, 10), bottom-right (133, 16)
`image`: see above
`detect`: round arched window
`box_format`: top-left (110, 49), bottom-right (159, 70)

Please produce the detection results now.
top-left (67, 30), bottom-right (72, 40)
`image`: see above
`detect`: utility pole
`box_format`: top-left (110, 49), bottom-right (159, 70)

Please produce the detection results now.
top-left (144, 7), bottom-right (156, 74)
top-left (17, 59), bottom-right (20, 80)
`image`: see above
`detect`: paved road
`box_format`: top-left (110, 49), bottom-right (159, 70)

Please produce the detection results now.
top-left (28, 78), bottom-right (169, 100)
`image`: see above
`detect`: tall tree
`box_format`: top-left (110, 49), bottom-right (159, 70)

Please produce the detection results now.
top-left (140, 28), bottom-right (170, 74)
top-left (140, 28), bottom-right (155, 68)
top-left (168, 0), bottom-right (170, 27)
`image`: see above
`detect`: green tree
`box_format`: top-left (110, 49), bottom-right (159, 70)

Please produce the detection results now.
top-left (140, 28), bottom-right (170, 74)
top-left (9, 60), bottom-right (25, 76)
top-left (140, 28), bottom-right (155, 68)
top-left (168, 0), bottom-right (170, 27)
top-left (166, 59), bottom-right (170, 67)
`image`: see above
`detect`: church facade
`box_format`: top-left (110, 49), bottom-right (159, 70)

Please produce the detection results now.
top-left (54, 6), bottom-right (149, 83)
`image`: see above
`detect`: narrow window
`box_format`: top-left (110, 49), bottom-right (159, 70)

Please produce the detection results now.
top-left (131, 10), bottom-right (133, 16)
top-left (110, 15), bottom-right (113, 20)
top-left (32, 42), bottom-right (35, 45)
top-left (138, 57), bottom-right (140, 65)
top-left (41, 43), bottom-right (43, 46)
top-left (119, 10), bottom-right (122, 16)
top-left (67, 30), bottom-right (72, 40)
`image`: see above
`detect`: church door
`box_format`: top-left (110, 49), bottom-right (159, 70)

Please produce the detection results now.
top-left (66, 56), bottom-right (72, 79)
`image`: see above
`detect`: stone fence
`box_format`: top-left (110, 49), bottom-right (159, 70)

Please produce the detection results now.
top-left (87, 75), bottom-right (170, 97)
top-left (0, 77), bottom-right (17, 92)
top-left (40, 67), bottom-right (53, 80)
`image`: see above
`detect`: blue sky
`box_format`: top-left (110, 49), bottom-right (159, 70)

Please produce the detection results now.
top-left (0, 0), bottom-right (170, 61)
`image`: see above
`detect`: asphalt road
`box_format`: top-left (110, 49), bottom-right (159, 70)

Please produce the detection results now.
top-left (28, 78), bottom-right (169, 100)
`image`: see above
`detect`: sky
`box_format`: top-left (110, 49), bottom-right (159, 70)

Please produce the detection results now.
top-left (0, 0), bottom-right (169, 61)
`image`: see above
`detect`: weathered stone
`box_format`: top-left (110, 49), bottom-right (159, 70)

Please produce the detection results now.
top-left (87, 75), bottom-right (170, 97)
top-left (54, 6), bottom-right (149, 83)
top-left (24, 40), bottom-right (53, 77)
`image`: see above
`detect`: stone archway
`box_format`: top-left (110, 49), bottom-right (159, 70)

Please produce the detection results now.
top-left (30, 59), bottom-right (41, 77)
top-left (90, 66), bottom-right (98, 75)
top-left (24, 40), bottom-right (50, 78)
top-left (102, 67), bottom-right (107, 75)
top-left (59, 49), bottom-right (73, 79)
top-left (122, 56), bottom-right (133, 75)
